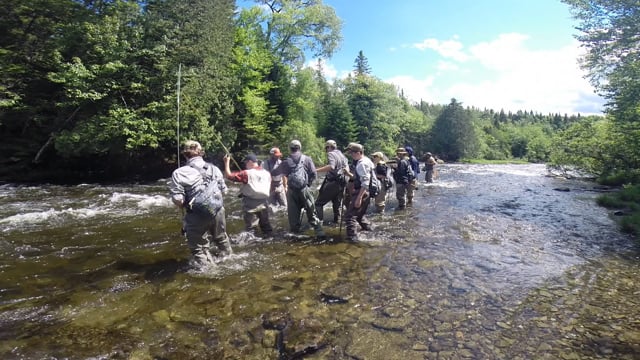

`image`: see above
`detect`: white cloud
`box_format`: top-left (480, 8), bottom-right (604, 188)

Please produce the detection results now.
top-left (412, 36), bottom-right (469, 62)
top-left (304, 58), bottom-right (352, 80)
top-left (390, 34), bottom-right (604, 114)
top-left (386, 75), bottom-right (437, 103)
top-left (436, 61), bottom-right (460, 72)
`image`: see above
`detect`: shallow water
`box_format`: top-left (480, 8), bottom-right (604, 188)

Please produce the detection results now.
top-left (0, 164), bottom-right (638, 359)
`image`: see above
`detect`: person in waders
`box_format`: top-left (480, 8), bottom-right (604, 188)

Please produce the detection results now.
top-left (224, 153), bottom-right (273, 236)
top-left (424, 152), bottom-right (437, 183)
top-left (262, 147), bottom-right (287, 207)
top-left (315, 139), bottom-right (349, 225)
top-left (269, 140), bottom-right (326, 239)
top-left (371, 151), bottom-right (393, 213)
top-left (391, 147), bottom-right (413, 210)
top-left (343, 143), bottom-right (375, 242)
top-left (169, 140), bottom-right (233, 270)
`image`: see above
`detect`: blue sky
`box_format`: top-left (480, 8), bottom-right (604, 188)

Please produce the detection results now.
top-left (312, 0), bottom-right (605, 115)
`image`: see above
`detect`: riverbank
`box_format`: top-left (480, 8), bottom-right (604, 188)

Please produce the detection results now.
top-left (597, 184), bottom-right (640, 239)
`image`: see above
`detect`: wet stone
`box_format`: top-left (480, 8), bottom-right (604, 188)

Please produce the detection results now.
top-left (412, 342), bottom-right (428, 351)
top-left (262, 329), bottom-right (278, 348)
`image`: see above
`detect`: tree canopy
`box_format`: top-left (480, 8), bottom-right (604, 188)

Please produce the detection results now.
top-left (1, 0), bottom-right (633, 184)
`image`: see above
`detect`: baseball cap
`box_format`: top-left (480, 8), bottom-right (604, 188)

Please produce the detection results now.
top-left (290, 140), bottom-right (302, 149)
top-left (243, 153), bottom-right (258, 163)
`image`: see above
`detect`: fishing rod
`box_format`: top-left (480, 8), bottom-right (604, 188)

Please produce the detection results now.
top-left (176, 63), bottom-right (186, 235)
top-left (212, 130), bottom-right (242, 170)
top-left (176, 63), bottom-right (182, 167)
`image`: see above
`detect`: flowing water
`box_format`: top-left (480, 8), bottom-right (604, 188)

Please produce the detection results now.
top-left (0, 164), bottom-right (639, 359)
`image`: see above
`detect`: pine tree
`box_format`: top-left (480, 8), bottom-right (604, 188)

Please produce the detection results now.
top-left (353, 50), bottom-right (371, 76)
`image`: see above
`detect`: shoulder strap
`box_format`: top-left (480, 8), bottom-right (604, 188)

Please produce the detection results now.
top-left (190, 163), bottom-right (212, 183)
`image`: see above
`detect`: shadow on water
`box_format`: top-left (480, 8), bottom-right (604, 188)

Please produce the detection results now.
top-left (0, 164), bottom-right (639, 359)
top-left (114, 258), bottom-right (185, 281)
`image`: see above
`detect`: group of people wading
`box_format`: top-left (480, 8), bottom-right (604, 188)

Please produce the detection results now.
top-left (169, 139), bottom-right (439, 270)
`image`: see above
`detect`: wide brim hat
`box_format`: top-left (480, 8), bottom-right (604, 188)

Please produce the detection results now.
top-left (346, 142), bottom-right (364, 153)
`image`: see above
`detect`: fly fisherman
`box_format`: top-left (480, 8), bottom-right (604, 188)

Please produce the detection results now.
top-left (269, 140), bottom-right (326, 239)
top-left (169, 140), bottom-right (233, 270)
top-left (343, 143), bottom-right (375, 242)
top-left (315, 139), bottom-right (348, 225)
top-left (223, 153), bottom-right (273, 236)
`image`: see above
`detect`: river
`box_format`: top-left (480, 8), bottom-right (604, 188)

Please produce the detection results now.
top-left (0, 163), bottom-right (638, 359)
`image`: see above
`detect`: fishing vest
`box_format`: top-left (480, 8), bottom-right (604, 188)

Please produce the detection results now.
top-left (240, 168), bottom-right (271, 200)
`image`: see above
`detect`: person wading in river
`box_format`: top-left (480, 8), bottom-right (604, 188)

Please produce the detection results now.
top-left (424, 152), bottom-right (437, 183)
top-left (269, 140), bottom-right (326, 239)
top-left (262, 147), bottom-right (287, 208)
top-left (169, 140), bottom-right (233, 270)
top-left (343, 143), bottom-right (375, 242)
top-left (371, 151), bottom-right (393, 213)
top-left (391, 147), bottom-right (414, 210)
top-left (223, 153), bottom-right (273, 236)
top-left (315, 139), bottom-right (348, 225)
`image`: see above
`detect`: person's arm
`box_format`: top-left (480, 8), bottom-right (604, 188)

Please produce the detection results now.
top-left (354, 162), bottom-right (369, 208)
top-left (169, 170), bottom-right (186, 208)
top-left (306, 156), bottom-right (317, 184)
top-left (223, 155), bottom-right (233, 179)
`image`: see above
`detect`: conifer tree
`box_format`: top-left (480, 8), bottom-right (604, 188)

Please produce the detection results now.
top-left (353, 50), bottom-right (371, 76)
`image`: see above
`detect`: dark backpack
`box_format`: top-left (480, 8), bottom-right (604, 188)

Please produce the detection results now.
top-left (375, 162), bottom-right (393, 190)
top-left (368, 168), bottom-right (381, 197)
top-left (287, 155), bottom-right (308, 190)
top-left (187, 163), bottom-right (223, 217)
top-left (393, 159), bottom-right (413, 184)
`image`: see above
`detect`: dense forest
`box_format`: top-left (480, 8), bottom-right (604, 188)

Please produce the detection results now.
top-left (0, 0), bottom-right (638, 188)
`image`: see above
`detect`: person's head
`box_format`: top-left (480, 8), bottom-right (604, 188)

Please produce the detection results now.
top-left (395, 147), bottom-right (408, 158)
top-left (371, 151), bottom-right (385, 164)
top-left (324, 139), bottom-right (337, 152)
top-left (289, 139), bottom-right (302, 153)
top-left (182, 140), bottom-right (204, 159)
top-left (270, 147), bottom-right (282, 158)
top-left (405, 146), bottom-right (414, 156)
top-left (346, 142), bottom-right (364, 160)
top-left (426, 152), bottom-right (432, 157)
top-left (243, 153), bottom-right (258, 169)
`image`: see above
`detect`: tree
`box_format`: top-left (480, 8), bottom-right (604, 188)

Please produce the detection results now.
top-left (353, 50), bottom-right (371, 76)
top-left (0, 0), bottom-right (89, 163)
top-left (561, 0), bottom-right (640, 181)
top-left (431, 98), bottom-right (479, 161)
top-left (233, 0), bottom-right (343, 154)
top-left (251, 0), bottom-right (342, 68)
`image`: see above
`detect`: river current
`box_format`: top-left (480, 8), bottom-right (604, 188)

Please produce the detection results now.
top-left (0, 163), bottom-right (638, 359)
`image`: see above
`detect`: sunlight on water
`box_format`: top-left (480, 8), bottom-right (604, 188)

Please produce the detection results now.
top-left (0, 207), bottom-right (101, 231)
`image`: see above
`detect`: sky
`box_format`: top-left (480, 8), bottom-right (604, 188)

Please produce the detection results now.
top-left (311, 0), bottom-right (605, 115)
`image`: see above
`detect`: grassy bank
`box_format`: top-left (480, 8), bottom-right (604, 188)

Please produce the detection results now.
top-left (597, 184), bottom-right (640, 238)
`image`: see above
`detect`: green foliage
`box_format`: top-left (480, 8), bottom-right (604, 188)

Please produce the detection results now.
top-left (4, 0), bottom-right (631, 183)
top-left (431, 98), bottom-right (480, 161)
top-left (319, 89), bottom-right (358, 147)
top-left (353, 50), bottom-right (371, 76)
top-left (548, 118), bottom-right (611, 176)
top-left (597, 184), bottom-right (640, 236)
top-left (251, 0), bottom-right (342, 68)
top-left (276, 119), bottom-right (325, 163)
top-left (561, 0), bottom-right (640, 185)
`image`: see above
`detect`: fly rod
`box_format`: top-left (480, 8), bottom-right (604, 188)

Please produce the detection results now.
top-left (176, 63), bottom-right (182, 167)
